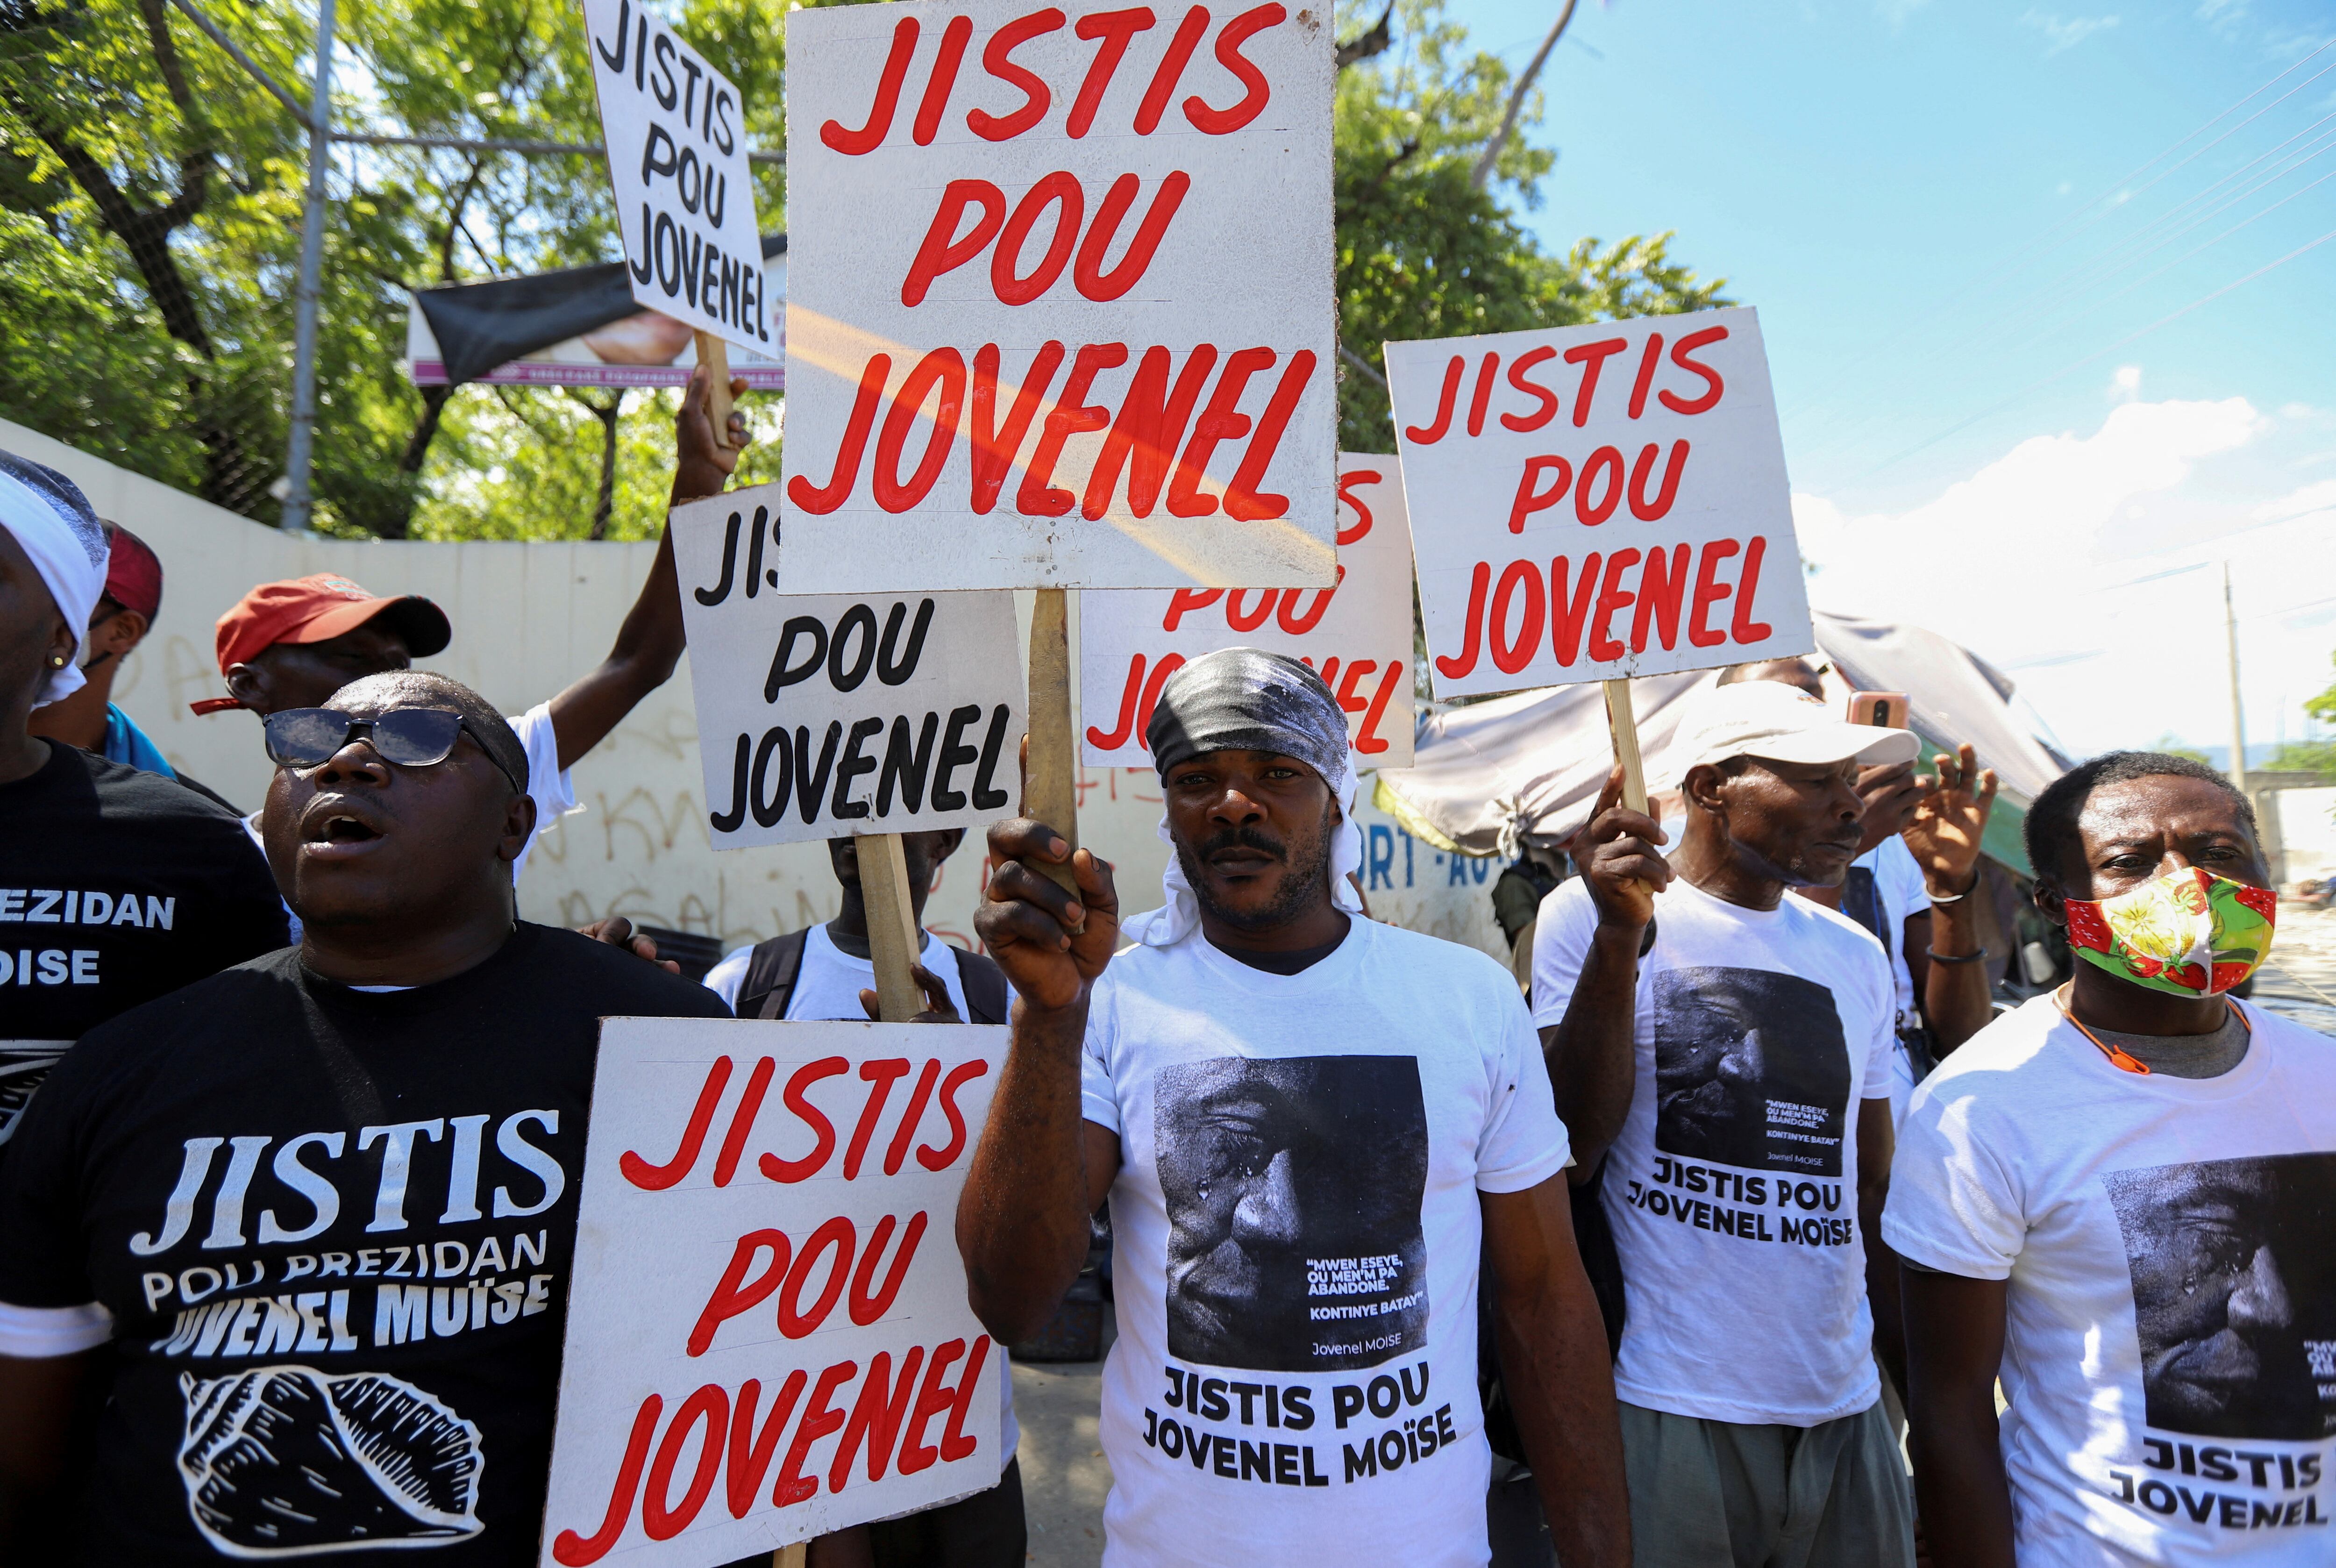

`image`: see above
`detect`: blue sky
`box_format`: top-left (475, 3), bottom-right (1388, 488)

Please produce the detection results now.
top-left (1429, 0), bottom-right (2336, 756)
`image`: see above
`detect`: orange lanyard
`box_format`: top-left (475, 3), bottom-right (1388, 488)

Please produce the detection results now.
top-left (2056, 987), bottom-right (2250, 1075)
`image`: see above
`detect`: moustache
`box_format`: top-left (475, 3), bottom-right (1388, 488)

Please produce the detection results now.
top-left (1193, 826), bottom-right (1289, 863)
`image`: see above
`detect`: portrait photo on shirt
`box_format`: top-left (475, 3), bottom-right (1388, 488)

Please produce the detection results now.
top-left (2104, 1150), bottom-right (2336, 1442)
top-left (1653, 967), bottom-right (1852, 1176)
top-left (1154, 1054), bottom-right (1429, 1374)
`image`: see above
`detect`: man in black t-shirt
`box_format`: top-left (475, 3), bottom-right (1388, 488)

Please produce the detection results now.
top-left (0, 454), bottom-right (289, 1147)
top-left (0, 670), bottom-right (728, 1562)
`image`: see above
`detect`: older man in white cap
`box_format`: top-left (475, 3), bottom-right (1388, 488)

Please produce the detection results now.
top-left (0, 451), bottom-right (285, 1147)
top-left (956, 648), bottom-right (1629, 1568)
top-left (1531, 677), bottom-right (1923, 1568)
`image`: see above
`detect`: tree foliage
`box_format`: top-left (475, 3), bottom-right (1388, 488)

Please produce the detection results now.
top-left (1, 0), bottom-right (1723, 534)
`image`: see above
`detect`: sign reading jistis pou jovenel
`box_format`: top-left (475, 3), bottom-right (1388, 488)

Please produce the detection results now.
top-left (539, 1019), bottom-right (1004, 1564)
top-left (1384, 306), bottom-right (1813, 698)
top-left (776, 0), bottom-right (1337, 593)
top-left (1080, 454), bottom-right (1416, 766)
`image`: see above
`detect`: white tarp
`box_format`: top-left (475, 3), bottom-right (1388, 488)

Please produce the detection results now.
top-left (775, 0), bottom-right (1337, 592)
top-left (1375, 612), bottom-right (2067, 869)
top-left (671, 486), bottom-right (1027, 847)
top-left (538, 1019), bottom-right (1005, 1564)
top-left (1384, 307), bottom-right (1813, 698)
top-left (1079, 454), bottom-right (1416, 766)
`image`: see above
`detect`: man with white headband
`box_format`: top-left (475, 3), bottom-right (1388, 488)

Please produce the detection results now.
top-left (0, 451), bottom-right (285, 1147)
top-left (957, 647), bottom-right (1629, 1567)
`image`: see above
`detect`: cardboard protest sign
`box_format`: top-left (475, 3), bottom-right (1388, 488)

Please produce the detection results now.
top-left (539, 1019), bottom-right (1004, 1564)
top-left (672, 485), bottom-right (1026, 847)
top-left (1080, 454), bottom-right (1416, 766)
top-left (583, 0), bottom-right (773, 354)
top-left (775, 0), bottom-right (1338, 593)
top-left (1384, 306), bottom-right (1812, 700)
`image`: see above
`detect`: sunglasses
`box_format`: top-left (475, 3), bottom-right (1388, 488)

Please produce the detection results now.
top-left (263, 706), bottom-right (523, 795)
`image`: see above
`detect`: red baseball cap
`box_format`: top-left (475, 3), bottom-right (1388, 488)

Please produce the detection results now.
top-left (189, 573), bottom-right (452, 715)
top-left (98, 522), bottom-right (164, 621)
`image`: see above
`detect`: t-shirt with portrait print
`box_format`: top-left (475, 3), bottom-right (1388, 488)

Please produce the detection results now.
top-left (0, 921), bottom-right (730, 1564)
top-left (1078, 917), bottom-right (1568, 1568)
top-left (1885, 993), bottom-right (2336, 1567)
top-left (1531, 873), bottom-right (1896, 1426)
top-left (1, 742), bottom-right (288, 1147)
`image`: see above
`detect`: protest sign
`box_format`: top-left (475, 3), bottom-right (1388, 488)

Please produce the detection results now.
top-left (774, 0), bottom-right (1338, 593)
top-left (583, 0), bottom-right (772, 355)
top-left (1079, 454), bottom-right (1416, 767)
top-left (672, 485), bottom-right (1026, 848)
top-left (1384, 306), bottom-right (1813, 704)
top-left (539, 1019), bottom-right (1004, 1564)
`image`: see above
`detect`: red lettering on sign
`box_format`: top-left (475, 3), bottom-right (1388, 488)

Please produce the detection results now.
top-left (1075, 171), bottom-right (1190, 300)
top-left (774, 1360), bottom-right (859, 1505)
top-left (1405, 355), bottom-right (1463, 445)
top-left (902, 183), bottom-right (1006, 307)
top-left (1626, 331), bottom-right (1664, 419)
top-left (1135, 6), bottom-right (1211, 134)
top-left (1089, 655), bottom-right (1147, 749)
top-left (1335, 470), bottom-right (1377, 544)
top-left (642, 1383), bottom-right (727, 1539)
top-left (1490, 562), bottom-right (1542, 674)
top-left (1168, 346), bottom-right (1274, 515)
top-left (1631, 543), bottom-right (1691, 654)
top-left (1225, 588), bottom-right (1277, 631)
top-left (967, 8), bottom-right (1065, 141)
top-left (712, 1058), bottom-right (773, 1189)
top-left (1688, 537), bottom-right (1737, 647)
top-left (787, 356), bottom-right (890, 514)
top-left (846, 1059), bottom-right (914, 1179)
top-left (1551, 553), bottom-right (1603, 667)
top-left (1069, 9), bottom-right (1159, 136)
top-left (1588, 549), bottom-right (1641, 663)
top-left (1086, 343), bottom-right (1215, 518)
top-left (883, 1061), bottom-right (942, 1177)
top-left (1276, 563), bottom-right (1341, 633)
top-left (821, 15), bottom-right (918, 154)
top-left (918, 1059), bottom-right (993, 1170)
top-left (1354, 662), bottom-right (1404, 754)
top-left (1162, 588), bottom-right (1224, 630)
top-left (1019, 342), bottom-right (1129, 513)
top-left (1563, 337), bottom-right (1628, 428)
top-left (993, 172), bottom-right (1084, 305)
top-left (970, 342), bottom-right (1065, 512)
top-left (551, 1393), bottom-right (662, 1564)
top-left (873, 348), bottom-right (967, 513)
top-left (759, 1056), bottom-right (848, 1184)
top-left (1185, 3), bottom-right (1282, 132)
top-left (1508, 456), bottom-right (1570, 534)
top-left (1659, 326), bottom-right (1728, 415)
top-left (1435, 562), bottom-right (1490, 679)
top-left (727, 1372), bottom-right (806, 1517)
top-left (1731, 535), bottom-right (1773, 642)
top-left (1627, 440), bottom-right (1688, 521)
top-left (912, 15), bottom-right (974, 145)
top-left (938, 1337), bottom-right (994, 1461)
top-left (688, 1229), bottom-right (792, 1356)
top-left (850, 1212), bottom-right (929, 1324)
top-left (779, 1216), bottom-right (856, 1339)
top-left (1466, 351), bottom-right (1499, 438)
top-left (621, 1056), bottom-right (732, 1190)
top-left (1333, 657), bottom-right (1377, 712)
top-left (829, 1347), bottom-right (928, 1492)
top-left (1575, 445), bottom-right (1623, 526)
top-left (1225, 349), bottom-right (1312, 520)
top-left (1501, 346), bottom-right (1560, 433)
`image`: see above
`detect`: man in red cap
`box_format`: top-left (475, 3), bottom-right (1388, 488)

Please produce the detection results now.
top-left (189, 371), bottom-right (746, 927)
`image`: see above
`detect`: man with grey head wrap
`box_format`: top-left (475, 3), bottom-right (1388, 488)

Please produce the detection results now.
top-left (957, 647), bottom-right (1628, 1568)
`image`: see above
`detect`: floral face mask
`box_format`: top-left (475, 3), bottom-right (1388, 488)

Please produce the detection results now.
top-left (2062, 867), bottom-right (2276, 997)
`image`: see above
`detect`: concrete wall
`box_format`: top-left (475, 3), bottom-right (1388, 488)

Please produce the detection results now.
top-left (8, 421), bottom-right (1505, 965)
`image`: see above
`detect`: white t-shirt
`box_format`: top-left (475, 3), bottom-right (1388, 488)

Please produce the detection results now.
top-left (1884, 994), bottom-right (2336, 1566)
top-left (1531, 874), bottom-right (1896, 1426)
top-left (245, 702), bottom-right (575, 942)
top-left (1079, 918), bottom-right (1568, 1568)
top-left (701, 924), bottom-right (1012, 1457)
top-left (702, 926), bottom-right (969, 1021)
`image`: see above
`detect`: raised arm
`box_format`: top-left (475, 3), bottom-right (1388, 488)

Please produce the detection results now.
top-left (1903, 1269), bottom-right (2015, 1568)
top-left (955, 818), bottom-right (1123, 1345)
top-left (1537, 767), bottom-right (1670, 1179)
top-left (546, 367), bottom-right (748, 771)
top-left (1481, 1177), bottom-right (1631, 1568)
top-left (1902, 744), bottom-right (1999, 1055)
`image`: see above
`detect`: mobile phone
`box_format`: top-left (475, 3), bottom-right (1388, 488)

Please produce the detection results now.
top-left (1846, 691), bottom-right (1909, 728)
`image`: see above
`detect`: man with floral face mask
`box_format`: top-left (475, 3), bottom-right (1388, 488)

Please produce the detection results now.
top-left (1886, 750), bottom-right (2336, 1568)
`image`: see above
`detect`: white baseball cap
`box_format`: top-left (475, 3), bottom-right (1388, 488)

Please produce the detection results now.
top-left (1667, 678), bottom-right (1919, 787)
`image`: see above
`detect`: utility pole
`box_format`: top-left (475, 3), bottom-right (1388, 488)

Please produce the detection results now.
top-left (2224, 560), bottom-right (2247, 796)
top-left (280, 0), bottom-right (337, 532)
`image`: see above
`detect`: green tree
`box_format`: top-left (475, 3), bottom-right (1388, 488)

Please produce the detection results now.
top-left (2264, 648), bottom-right (2336, 782)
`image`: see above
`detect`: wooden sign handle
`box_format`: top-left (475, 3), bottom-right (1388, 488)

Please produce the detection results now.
top-left (694, 330), bottom-right (736, 449)
top-left (773, 1544), bottom-right (807, 1568)
top-left (857, 831), bottom-right (926, 1022)
top-left (1602, 677), bottom-right (1649, 816)
top-left (1023, 587), bottom-right (1084, 935)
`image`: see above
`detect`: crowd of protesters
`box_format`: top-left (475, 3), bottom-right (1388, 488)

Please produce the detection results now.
top-left (0, 384), bottom-right (2327, 1568)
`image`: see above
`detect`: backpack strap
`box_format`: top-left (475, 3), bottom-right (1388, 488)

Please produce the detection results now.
top-left (736, 927), bottom-right (811, 1020)
top-left (953, 947), bottom-right (1010, 1026)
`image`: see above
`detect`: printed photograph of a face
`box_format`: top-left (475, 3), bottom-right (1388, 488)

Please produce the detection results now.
top-left (1155, 1055), bottom-right (1429, 1373)
top-left (2105, 1151), bottom-right (2336, 1442)
top-left (1654, 967), bottom-right (1851, 1176)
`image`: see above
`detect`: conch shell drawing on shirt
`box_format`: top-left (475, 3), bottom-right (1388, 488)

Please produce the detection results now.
top-left (178, 1366), bottom-right (484, 1556)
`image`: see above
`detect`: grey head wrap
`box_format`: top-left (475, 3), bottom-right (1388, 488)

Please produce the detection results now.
top-left (1121, 647), bottom-right (1367, 948)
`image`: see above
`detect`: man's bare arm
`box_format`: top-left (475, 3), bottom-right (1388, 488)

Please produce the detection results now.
top-left (0, 1350), bottom-right (91, 1548)
top-left (546, 368), bottom-right (746, 771)
top-left (955, 818), bottom-right (1122, 1345)
top-left (1856, 1098), bottom-right (1906, 1399)
top-left (1904, 1269), bottom-right (2015, 1568)
top-left (1901, 744), bottom-right (2000, 1057)
top-left (1482, 1179), bottom-right (1630, 1567)
top-left (1539, 767), bottom-right (1669, 1179)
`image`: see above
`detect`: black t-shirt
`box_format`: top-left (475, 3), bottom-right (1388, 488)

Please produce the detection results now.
top-left (0, 921), bottom-right (732, 1564)
top-left (1, 742), bottom-right (288, 1143)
